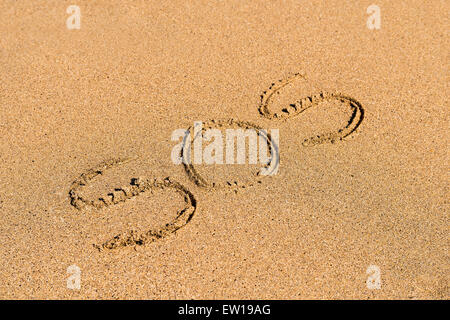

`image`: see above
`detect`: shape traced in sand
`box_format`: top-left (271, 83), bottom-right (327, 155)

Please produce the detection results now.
top-left (68, 158), bottom-right (197, 250)
top-left (181, 118), bottom-right (279, 191)
top-left (95, 178), bottom-right (196, 251)
top-left (258, 73), bottom-right (364, 145)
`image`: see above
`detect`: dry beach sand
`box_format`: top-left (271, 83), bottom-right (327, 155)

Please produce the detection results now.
top-left (0, 0), bottom-right (448, 299)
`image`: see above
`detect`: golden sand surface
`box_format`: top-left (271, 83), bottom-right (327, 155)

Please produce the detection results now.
top-left (0, 0), bottom-right (448, 299)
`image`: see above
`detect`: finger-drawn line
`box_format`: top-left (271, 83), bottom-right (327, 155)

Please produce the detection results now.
top-left (94, 177), bottom-right (197, 251)
top-left (258, 73), bottom-right (364, 145)
top-left (68, 157), bottom-right (136, 210)
top-left (180, 119), bottom-right (279, 191)
top-left (68, 158), bottom-right (197, 250)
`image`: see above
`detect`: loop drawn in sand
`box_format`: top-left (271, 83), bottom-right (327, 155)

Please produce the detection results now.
top-left (68, 158), bottom-right (197, 250)
top-left (69, 157), bottom-right (136, 210)
top-left (258, 73), bottom-right (364, 145)
top-left (181, 119), bottom-right (279, 191)
top-left (95, 178), bottom-right (196, 251)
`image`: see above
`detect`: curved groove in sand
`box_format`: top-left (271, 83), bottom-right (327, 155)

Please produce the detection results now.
top-left (180, 119), bottom-right (279, 191)
top-left (95, 178), bottom-right (197, 251)
top-left (68, 157), bottom-right (137, 210)
top-left (68, 159), bottom-right (197, 250)
top-left (258, 74), bottom-right (365, 145)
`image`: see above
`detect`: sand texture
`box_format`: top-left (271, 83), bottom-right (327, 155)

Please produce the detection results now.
top-left (0, 0), bottom-right (448, 299)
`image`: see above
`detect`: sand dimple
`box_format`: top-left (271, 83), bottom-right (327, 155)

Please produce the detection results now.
top-left (181, 119), bottom-right (279, 192)
top-left (258, 73), bottom-right (364, 145)
top-left (68, 158), bottom-right (197, 251)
